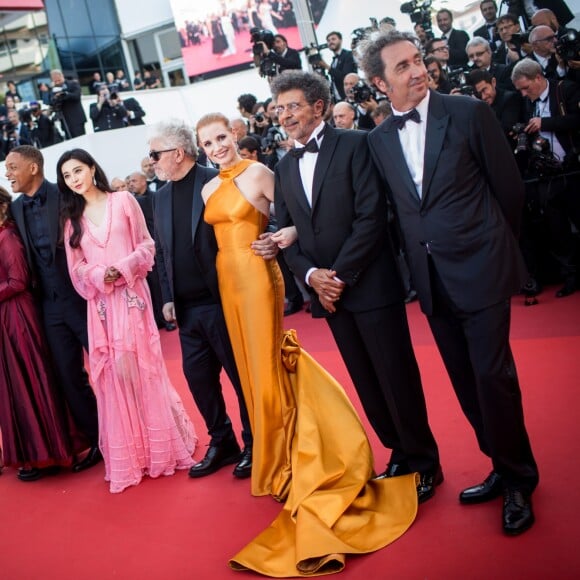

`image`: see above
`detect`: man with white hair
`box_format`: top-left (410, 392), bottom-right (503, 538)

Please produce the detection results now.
top-left (332, 101), bottom-right (357, 130)
top-left (148, 119), bottom-right (254, 479)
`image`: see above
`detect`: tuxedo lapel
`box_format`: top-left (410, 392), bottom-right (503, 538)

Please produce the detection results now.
top-left (422, 92), bottom-right (449, 205)
top-left (286, 155), bottom-right (312, 216)
top-left (47, 186), bottom-right (59, 261)
top-left (158, 182), bottom-right (174, 253)
top-left (311, 125), bottom-right (338, 211)
top-left (192, 168), bottom-right (205, 242)
top-left (379, 121), bottom-right (420, 203)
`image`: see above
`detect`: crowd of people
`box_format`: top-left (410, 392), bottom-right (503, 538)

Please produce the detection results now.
top-left (1, 1), bottom-right (579, 575)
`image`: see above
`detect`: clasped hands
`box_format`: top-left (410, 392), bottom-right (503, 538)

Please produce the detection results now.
top-left (104, 266), bottom-right (121, 284)
top-left (309, 269), bottom-right (345, 314)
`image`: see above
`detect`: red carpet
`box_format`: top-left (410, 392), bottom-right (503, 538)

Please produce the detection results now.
top-left (1, 289), bottom-right (579, 579)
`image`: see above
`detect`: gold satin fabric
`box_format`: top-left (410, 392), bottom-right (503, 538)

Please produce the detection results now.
top-left (204, 159), bottom-right (417, 577)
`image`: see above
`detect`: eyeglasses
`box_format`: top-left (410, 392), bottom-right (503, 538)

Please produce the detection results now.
top-left (433, 46), bottom-right (449, 52)
top-left (148, 148), bottom-right (177, 161)
top-left (468, 50), bottom-right (488, 59)
top-left (273, 102), bottom-right (305, 115)
top-left (535, 35), bottom-right (556, 43)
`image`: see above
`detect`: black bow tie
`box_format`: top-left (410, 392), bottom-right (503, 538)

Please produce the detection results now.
top-left (22, 190), bottom-right (46, 208)
top-left (289, 137), bottom-right (319, 159)
top-left (388, 108), bottom-right (421, 130)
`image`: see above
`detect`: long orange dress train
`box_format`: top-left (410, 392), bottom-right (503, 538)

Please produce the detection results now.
top-left (204, 159), bottom-right (417, 577)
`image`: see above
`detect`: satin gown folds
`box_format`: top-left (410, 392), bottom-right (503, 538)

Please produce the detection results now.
top-left (204, 159), bottom-right (417, 577)
top-left (64, 191), bottom-right (196, 493)
top-left (0, 221), bottom-right (74, 469)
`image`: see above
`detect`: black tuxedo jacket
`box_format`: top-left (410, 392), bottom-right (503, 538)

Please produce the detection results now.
top-left (446, 28), bottom-right (470, 68)
top-left (328, 49), bottom-right (357, 101)
top-left (524, 79), bottom-right (580, 156)
top-left (11, 180), bottom-right (81, 301)
top-left (274, 125), bottom-right (404, 318)
top-left (368, 90), bottom-right (527, 316)
top-left (270, 47), bottom-right (302, 73)
top-left (473, 23), bottom-right (497, 45)
top-left (153, 164), bottom-right (220, 306)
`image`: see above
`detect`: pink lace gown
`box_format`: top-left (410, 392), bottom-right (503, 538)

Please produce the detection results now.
top-left (64, 190), bottom-right (196, 493)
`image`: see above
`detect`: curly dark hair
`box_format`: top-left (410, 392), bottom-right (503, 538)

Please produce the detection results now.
top-left (57, 148), bottom-right (111, 248)
top-left (269, 70), bottom-right (330, 115)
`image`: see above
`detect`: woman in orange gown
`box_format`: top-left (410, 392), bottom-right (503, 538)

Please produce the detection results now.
top-left (197, 113), bottom-right (417, 577)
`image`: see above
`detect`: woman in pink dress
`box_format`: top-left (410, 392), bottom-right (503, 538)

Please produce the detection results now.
top-left (58, 148), bottom-right (196, 493)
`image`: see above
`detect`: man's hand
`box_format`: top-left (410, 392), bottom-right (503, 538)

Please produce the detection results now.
top-left (309, 269), bottom-right (345, 304)
top-left (319, 295), bottom-right (337, 313)
top-left (525, 117), bottom-right (542, 133)
top-left (162, 302), bottom-right (176, 323)
top-left (251, 232), bottom-right (279, 260)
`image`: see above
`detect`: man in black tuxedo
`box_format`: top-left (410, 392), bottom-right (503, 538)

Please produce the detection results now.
top-left (49, 69), bottom-right (87, 139)
top-left (257, 34), bottom-right (302, 75)
top-left (7, 145), bottom-right (101, 478)
top-left (315, 31), bottom-right (357, 102)
top-left (436, 8), bottom-right (469, 68)
top-left (141, 156), bottom-right (166, 192)
top-left (270, 70), bottom-right (441, 504)
top-left (360, 30), bottom-right (539, 535)
top-left (473, 0), bottom-right (499, 48)
top-left (148, 120), bottom-right (253, 479)
top-left (526, 25), bottom-right (567, 81)
top-left (512, 58), bottom-right (580, 298)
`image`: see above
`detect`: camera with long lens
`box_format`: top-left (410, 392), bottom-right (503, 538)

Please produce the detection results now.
top-left (261, 126), bottom-right (284, 153)
top-left (351, 80), bottom-right (373, 104)
top-left (400, 0), bottom-right (433, 35)
top-left (448, 67), bottom-right (475, 96)
top-left (556, 29), bottom-right (580, 62)
top-left (300, 42), bottom-right (329, 78)
top-left (512, 123), bottom-right (563, 176)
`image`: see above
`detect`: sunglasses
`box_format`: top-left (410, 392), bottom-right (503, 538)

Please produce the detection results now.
top-left (148, 148), bottom-right (177, 161)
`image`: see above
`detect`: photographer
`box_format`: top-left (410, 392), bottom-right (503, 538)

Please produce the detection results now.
top-left (512, 58), bottom-right (580, 298)
top-left (343, 73), bottom-right (380, 130)
top-left (493, 13), bottom-right (527, 65)
top-left (49, 69), bottom-right (87, 138)
top-left (1, 109), bottom-right (31, 157)
top-left (466, 36), bottom-right (515, 90)
top-left (254, 33), bottom-right (301, 76)
top-left (27, 101), bottom-right (59, 148)
top-left (89, 87), bottom-right (127, 132)
top-left (468, 69), bottom-right (524, 139)
top-left (314, 31), bottom-right (357, 102)
top-left (425, 56), bottom-right (451, 94)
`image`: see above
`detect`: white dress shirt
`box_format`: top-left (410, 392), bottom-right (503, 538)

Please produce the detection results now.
top-left (391, 91), bottom-right (430, 198)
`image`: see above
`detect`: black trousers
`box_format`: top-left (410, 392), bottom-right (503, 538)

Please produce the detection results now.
top-left (326, 302), bottom-right (439, 474)
top-left (176, 302), bottom-right (252, 448)
top-left (427, 259), bottom-right (539, 492)
top-left (42, 295), bottom-right (99, 446)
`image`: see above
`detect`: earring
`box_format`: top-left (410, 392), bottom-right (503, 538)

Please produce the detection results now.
top-left (93, 175), bottom-right (97, 186)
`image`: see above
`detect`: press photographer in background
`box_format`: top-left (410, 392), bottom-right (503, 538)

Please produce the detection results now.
top-left (251, 29), bottom-right (301, 78)
top-left (49, 69), bottom-right (87, 139)
top-left (1, 109), bottom-right (31, 158)
top-left (511, 58), bottom-right (580, 299)
top-left (89, 87), bottom-right (127, 133)
top-left (24, 101), bottom-right (60, 149)
top-left (342, 73), bottom-right (384, 131)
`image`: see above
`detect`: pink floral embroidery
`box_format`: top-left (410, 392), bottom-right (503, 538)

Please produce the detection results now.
top-left (124, 289), bottom-right (145, 311)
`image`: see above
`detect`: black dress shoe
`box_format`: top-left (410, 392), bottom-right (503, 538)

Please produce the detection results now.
top-left (374, 461), bottom-right (411, 480)
top-left (284, 299), bottom-right (303, 316)
top-left (18, 465), bottom-right (61, 482)
top-left (459, 471), bottom-right (503, 504)
top-left (233, 448), bottom-right (252, 479)
top-left (555, 280), bottom-right (576, 298)
top-left (73, 447), bottom-right (103, 473)
top-left (417, 465), bottom-right (444, 503)
top-left (503, 488), bottom-right (534, 535)
top-left (165, 322), bottom-right (177, 331)
top-left (189, 442), bottom-right (241, 478)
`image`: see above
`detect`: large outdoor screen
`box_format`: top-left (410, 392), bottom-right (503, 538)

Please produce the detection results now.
top-left (169, 0), bottom-right (327, 79)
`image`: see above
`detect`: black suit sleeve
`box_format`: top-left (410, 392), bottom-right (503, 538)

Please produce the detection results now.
top-left (329, 136), bottom-right (389, 284)
top-left (469, 99), bottom-right (525, 236)
top-left (151, 186), bottom-right (173, 306)
top-left (540, 81), bottom-right (580, 134)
